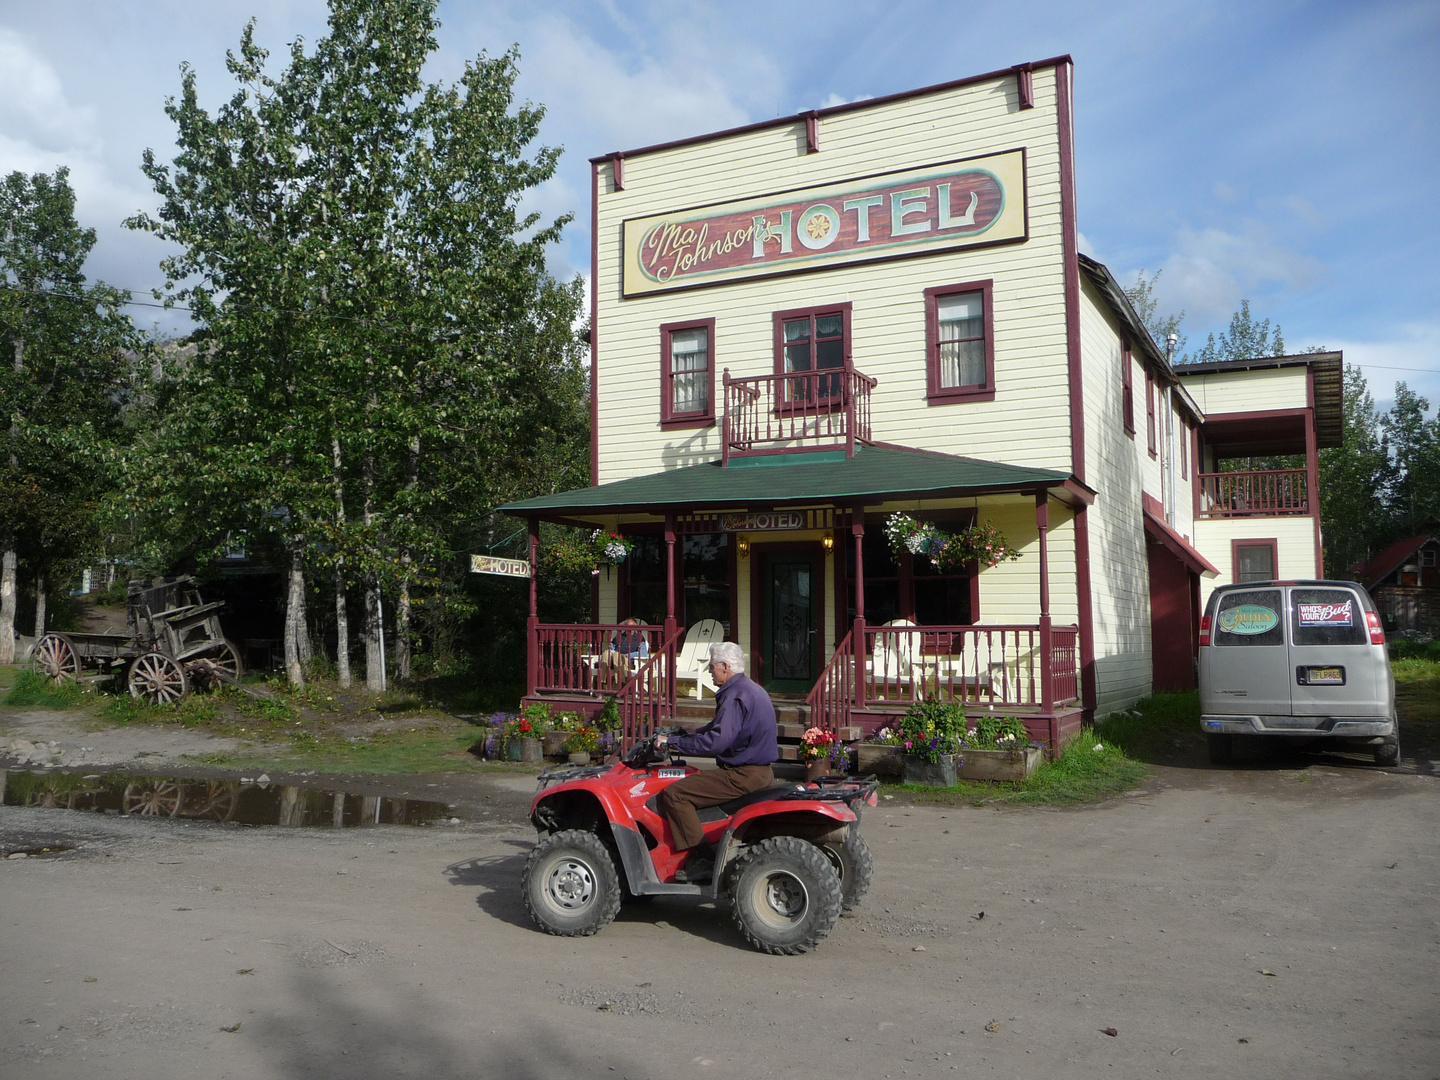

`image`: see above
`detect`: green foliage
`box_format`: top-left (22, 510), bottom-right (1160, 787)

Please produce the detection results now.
top-left (1190, 299), bottom-right (1285, 364)
top-left (1122, 268), bottom-right (1187, 359)
top-left (597, 695), bottom-right (621, 733)
top-left (1390, 640), bottom-right (1440, 662)
top-left (898, 697), bottom-right (966, 762)
top-left (962, 714), bottom-right (1030, 749)
top-left (3, 669), bottom-right (85, 708)
top-left (1320, 366), bottom-right (1390, 576)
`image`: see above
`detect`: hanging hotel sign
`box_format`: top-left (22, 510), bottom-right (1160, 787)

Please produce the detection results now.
top-left (622, 148), bottom-right (1026, 296)
top-left (470, 554), bottom-right (531, 579)
top-left (720, 512), bottom-right (806, 533)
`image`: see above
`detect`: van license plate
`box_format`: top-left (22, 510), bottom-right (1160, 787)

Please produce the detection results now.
top-left (1306, 667), bottom-right (1344, 685)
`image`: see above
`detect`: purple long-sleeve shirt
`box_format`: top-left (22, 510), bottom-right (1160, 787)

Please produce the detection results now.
top-left (668, 673), bottom-right (778, 767)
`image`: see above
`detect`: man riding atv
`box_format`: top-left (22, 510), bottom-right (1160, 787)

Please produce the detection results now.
top-left (655, 641), bottom-right (777, 884)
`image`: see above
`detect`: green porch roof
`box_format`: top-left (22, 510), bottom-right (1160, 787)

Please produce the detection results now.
top-left (499, 445), bottom-right (1076, 518)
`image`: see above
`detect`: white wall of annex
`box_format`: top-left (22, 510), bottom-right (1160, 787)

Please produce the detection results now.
top-left (1077, 283), bottom-right (1152, 714)
top-left (593, 65), bottom-right (1071, 485)
top-left (1194, 516), bottom-right (1319, 609)
top-left (1181, 367), bottom-right (1309, 417)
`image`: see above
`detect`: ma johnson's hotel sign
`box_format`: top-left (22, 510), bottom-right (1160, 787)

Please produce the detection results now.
top-left (622, 148), bottom-right (1026, 296)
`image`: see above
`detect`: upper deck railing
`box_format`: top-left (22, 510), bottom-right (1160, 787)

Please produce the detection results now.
top-left (721, 363), bottom-right (876, 464)
top-left (1197, 469), bottom-right (1309, 517)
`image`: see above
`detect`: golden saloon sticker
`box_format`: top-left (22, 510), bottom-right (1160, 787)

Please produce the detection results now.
top-left (1218, 605), bottom-right (1280, 635)
top-left (621, 149), bottom-right (1027, 296)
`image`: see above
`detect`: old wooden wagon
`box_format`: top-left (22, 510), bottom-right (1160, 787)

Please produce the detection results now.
top-left (31, 576), bottom-right (243, 705)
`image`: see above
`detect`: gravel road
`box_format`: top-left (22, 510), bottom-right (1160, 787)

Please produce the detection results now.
top-left (2, 736), bottom-right (1436, 1080)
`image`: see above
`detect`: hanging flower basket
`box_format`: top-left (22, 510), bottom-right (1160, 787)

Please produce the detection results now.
top-left (590, 530), bottom-right (634, 565)
top-left (884, 513), bottom-right (1022, 572)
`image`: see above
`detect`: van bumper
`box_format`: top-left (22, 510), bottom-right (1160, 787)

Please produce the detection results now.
top-left (1201, 715), bottom-right (1396, 738)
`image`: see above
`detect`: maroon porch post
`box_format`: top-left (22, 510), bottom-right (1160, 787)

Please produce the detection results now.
top-left (721, 369), bottom-right (731, 467)
top-left (526, 517), bottom-right (540, 700)
top-left (852, 509), bottom-right (867, 710)
top-left (1036, 494), bottom-right (1056, 733)
top-left (664, 514), bottom-right (678, 639)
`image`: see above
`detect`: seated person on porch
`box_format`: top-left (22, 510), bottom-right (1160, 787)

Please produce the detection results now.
top-left (655, 642), bottom-right (778, 883)
top-left (611, 617), bottom-right (650, 666)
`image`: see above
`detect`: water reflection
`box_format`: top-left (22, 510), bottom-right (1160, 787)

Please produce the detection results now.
top-left (0, 770), bottom-right (451, 828)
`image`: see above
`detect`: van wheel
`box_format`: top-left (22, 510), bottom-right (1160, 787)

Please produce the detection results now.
top-left (523, 830), bottom-right (622, 936)
top-left (1206, 734), bottom-right (1233, 764)
top-left (1374, 735), bottom-right (1401, 768)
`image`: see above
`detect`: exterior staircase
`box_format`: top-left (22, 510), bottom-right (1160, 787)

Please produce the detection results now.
top-left (665, 694), bottom-right (864, 762)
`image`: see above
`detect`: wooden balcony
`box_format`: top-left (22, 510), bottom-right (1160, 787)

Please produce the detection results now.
top-left (721, 363), bottom-right (875, 463)
top-left (1197, 469), bottom-right (1309, 518)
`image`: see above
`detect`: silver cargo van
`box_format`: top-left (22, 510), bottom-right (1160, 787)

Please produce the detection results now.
top-left (1198, 580), bottom-right (1399, 766)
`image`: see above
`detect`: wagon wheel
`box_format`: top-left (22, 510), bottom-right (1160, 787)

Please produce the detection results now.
top-left (123, 780), bottom-right (183, 817)
top-left (32, 633), bottom-right (81, 685)
top-left (185, 639), bottom-right (244, 693)
top-left (189, 779), bottom-right (240, 822)
top-left (128, 652), bottom-right (189, 705)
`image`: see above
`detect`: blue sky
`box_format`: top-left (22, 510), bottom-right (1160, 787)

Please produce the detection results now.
top-left (1, 0), bottom-right (1436, 409)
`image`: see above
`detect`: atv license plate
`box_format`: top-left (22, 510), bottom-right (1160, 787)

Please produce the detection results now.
top-left (657, 768), bottom-right (687, 778)
top-left (1305, 666), bottom-right (1344, 685)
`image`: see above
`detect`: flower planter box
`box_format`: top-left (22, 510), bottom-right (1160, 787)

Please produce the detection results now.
top-left (902, 755), bottom-right (957, 787)
top-left (804, 759), bottom-right (833, 783)
top-left (505, 736), bottom-right (543, 763)
top-left (541, 732), bottom-right (569, 758)
top-left (855, 743), bottom-right (903, 776)
top-left (954, 745), bottom-right (1042, 781)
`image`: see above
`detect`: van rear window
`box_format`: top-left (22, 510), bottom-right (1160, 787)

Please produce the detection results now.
top-left (1213, 590), bottom-right (1285, 646)
top-left (1291, 588), bottom-right (1367, 646)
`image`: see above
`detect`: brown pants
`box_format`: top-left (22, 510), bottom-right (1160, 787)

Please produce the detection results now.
top-left (659, 763), bottom-right (775, 851)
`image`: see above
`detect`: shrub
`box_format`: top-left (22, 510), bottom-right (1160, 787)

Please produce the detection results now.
top-left (4, 669), bottom-right (85, 708)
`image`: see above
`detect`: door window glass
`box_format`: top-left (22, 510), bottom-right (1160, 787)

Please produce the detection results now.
top-left (1213, 589), bottom-right (1285, 647)
top-left (1291, 588), bottom-right (1366, 646)
top-left (682, 533), bottom-right (729, 635)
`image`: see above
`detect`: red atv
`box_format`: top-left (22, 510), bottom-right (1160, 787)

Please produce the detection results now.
top-left (522, 729), bottom-right (879, 954)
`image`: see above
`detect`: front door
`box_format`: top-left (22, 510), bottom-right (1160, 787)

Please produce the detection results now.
top-left (760, 550), bottom-right (821, 693)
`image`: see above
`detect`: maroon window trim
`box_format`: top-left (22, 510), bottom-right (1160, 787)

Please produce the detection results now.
top-left (924, 279), bottom-right (995, 404)
top-left (1179, 416), bottom-right (1189, 479)
top-left (659, 317), bottom-right (716, 429)
top-left (1232, 538), bottom-right (1279, 583)
top-left (772, 302), bottom-right (853, 405)
top-left (1121, 342), bottom-right (1135, 437)
top-left (1146, 368), bottom-right (1157, 458)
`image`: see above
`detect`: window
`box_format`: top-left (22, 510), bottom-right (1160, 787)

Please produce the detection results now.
top-left (1291, 587), bottom-right (1366, 646)
top-left (925, 280), bottom-right (994, 402)
top-left (682, 533), bottom-right (731, 636)
top-left (1121, 343), bottom-right (1135, 436)
top-left (1146, 369), bottom-right (1157, 457)
top-left (845, 531), bottom-right (900, 625)
top-left (774, 304), bottom-right (850, 400)
top-left (912, 556), bottom-right (974, 626)
top-left (1422, 548), bottom-right (1437, 568)
top-left (843, 519), bottom-right (976, 626)
top-left (1233, 539), bottom-right (1278, 583)
top-left (660, 318), bottom-right (715, 426)
top-left (622, 535), bottom-right (666, 625)
top-left (1213, 588), bottom-right (1285, 647)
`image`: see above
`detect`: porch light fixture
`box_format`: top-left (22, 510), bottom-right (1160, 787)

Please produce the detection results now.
top-left (737, 536), bottom-right (750, 559)
top-left (822, 534), bottom-right (834, 553)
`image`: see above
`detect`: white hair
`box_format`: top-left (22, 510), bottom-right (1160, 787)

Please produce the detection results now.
top-left (710, 641), bottom-right (744, 672)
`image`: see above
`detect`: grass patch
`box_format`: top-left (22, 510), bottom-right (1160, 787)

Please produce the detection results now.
top-left (1095, 691), bottom-right (1203, 762)
top-left (3, 669), bottom-right (88, 708)
top-left (191, 720), bottom-right (519, 776)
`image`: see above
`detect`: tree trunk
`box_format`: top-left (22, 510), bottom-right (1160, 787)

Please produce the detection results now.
top-left (332, 434), bottom-right (351, 688)
top-left (0, 549), bottom-right (16, 665)
top-left (396, 570), bottom-right (412, 682)
top-left (284, 549), bottom-right (306, 687)
top-left (33, 566), bottom-right (47, 638)
top-left (296, 578), bottom-right (313, 668)
top-left (334, 562), bottom-right (351, 689)
top-left (363, 575), bottom-right (384, 692)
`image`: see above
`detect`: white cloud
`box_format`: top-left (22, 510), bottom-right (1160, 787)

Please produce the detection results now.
top-left (1323, 322), bottom-right (1440, 409)
top-left (817, 91), bottom-right (873, 109)
top-left (1157, 224), bottom-right (1324, 324)
top-left (0, 28), bottom-right (100, 158)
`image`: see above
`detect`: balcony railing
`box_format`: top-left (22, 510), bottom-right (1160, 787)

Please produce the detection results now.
top-left (721, 363), bottom-right (875, 463)
top-left (1197, 469), bottom-right (1309, 517)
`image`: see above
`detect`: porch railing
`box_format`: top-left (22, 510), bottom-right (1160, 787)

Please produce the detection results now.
top-left (531, 623), bottom-right (664, 697)
top-left (857, 624), bottom-right (1083, 710)
top-left (618, 627), bottom-right (684, 749)
top-left (804, 630), bottom-right (855, 734)
top-left (1197, 469), bottom-right (1309, 517)
top-left (721, 363), bottom-right (876, 464)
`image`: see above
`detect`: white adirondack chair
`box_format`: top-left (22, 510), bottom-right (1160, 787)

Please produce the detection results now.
top-left (675, 619), bottom-right (723, 699)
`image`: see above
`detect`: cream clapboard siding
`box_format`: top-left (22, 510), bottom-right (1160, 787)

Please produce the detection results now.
top-left (594, 66), bottom-right (1072, 484)
top-left (1170, 397), bottom-right (1198, 540)
top-left (1181, 367), bottom-right (1309, 416)
top-left (1194, 516), bottom-right (1319, 609)
top-left (1078, 281), bottom-right (1152, 713)
top-left (970, 498), bottom-right (1078, 627)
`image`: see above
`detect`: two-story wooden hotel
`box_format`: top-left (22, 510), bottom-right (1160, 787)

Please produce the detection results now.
top-left (501, 56), bottom-right (1343, 748)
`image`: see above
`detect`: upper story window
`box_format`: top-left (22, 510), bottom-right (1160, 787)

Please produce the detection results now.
top-left (1121, 343), bottom-right (1135, 437)
top-left (1146, 369), bottom-right (1157, 458)
top-left (1422, 548), bottom-right (1437, 568)
top-left (660, 318), bottom-right (715, 427)
top-left (924, 280), bottom-right (994, 403)
top-left (774, 303), bottom-right (851, 400)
